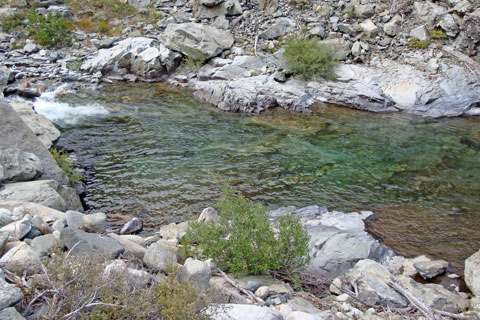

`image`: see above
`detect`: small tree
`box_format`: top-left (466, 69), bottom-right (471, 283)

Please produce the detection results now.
top-left (181, 187), bottom-right (310, 276)
top-left (283, 37), bottom-right (338, 80)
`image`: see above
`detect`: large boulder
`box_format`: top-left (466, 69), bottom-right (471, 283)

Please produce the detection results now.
top-left (60, 227), bottom-right (125, 258)
top-left (10, 102), bottom-right (61, 149)
top-left (0, 180), bottom-right (81, 212)
top-left (259, 18), bottom-right (295, 40)
top-left (0, 201), bottom-right (67, 222)
top-left (161, 23), bottom-right (234, 61)
top-left (0, 148), bottom-right (43, 183)
top-left (143, 241), bottom-right (178, 272)
top-left (31, 234), bottom-right (59, 257)
top-left (82, 212), bottom-right (107, 233)
top-left (194, 75), bottom-right (315, 113)
top-left (343, 260), bottom-right (468, 312)
top-left (179, 258), bottom-right (211, 291)
top-left (108, 233), bottom-right (146, 259)
top-left (192, 0), bottom-right (242, 19)
top-left (0, 277), bottom-right (23, 310)
top-left (0, 67), bottom-right (14, 86)
top-left (0, 99), bottom-right (68, 185)
top-left (0, 307), bottom-right (26, 320)
top-left (465, 249), bottom-right (480, 296)
top-left (81, 37), bottom-right (181, 80)
top-left (0, 243), bottom-right (41, 274)
top-left (396, 274), bottom-right (469, 312)
top-left (344, 259), bottom-right (408, 308)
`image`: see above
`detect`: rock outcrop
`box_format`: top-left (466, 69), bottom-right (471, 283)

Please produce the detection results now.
top-left (81, 37), bottom-right (182, 80)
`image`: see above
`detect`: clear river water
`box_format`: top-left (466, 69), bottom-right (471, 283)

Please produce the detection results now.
top-left (34, 82), bottom-right (480, 272)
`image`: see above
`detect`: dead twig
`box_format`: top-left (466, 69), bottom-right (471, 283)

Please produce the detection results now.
top-left (213, 268), bottom-right (265, 306)
top-left (388, 277), bottom-right (475, 320)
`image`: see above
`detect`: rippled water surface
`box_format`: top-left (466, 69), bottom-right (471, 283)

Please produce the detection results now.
top-left (42, 83), bottom-right (480, 271)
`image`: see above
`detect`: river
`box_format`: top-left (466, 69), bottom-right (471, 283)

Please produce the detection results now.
top-left (33, 82), bottom-right (480, 272)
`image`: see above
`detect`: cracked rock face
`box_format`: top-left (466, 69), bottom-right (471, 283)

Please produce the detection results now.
top-left (161, 23), bottom-right (234, 61)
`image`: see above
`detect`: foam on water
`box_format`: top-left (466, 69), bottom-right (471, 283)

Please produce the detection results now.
top-left (33, 85), bottom-right (109, 125)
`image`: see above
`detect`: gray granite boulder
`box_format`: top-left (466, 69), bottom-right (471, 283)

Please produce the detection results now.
top-left (10, 102), bottom-right (61, 149)
top-left (414, 259), bottom-right (448, 279)
top-left (0, 99), bottom-right (68, 185)
top-left (0, 307), bottom-right (26, 320)
top-left (0, 243), bottom-right (41, 274)
top-left (465, 249), bottom-right (480, 296)
top-left (0, 148), bottom-right (43, 183)
top-left (31, 234), bottom-right (58, 257)
top-left (0, 180), bottom-right (71, 212)
top-left (211, 304), bottom-right (283, 320)
top-left (179, 258), bottom-right (211, 291)
top-left (143, 241), bottom-right (178, 272)
top-left (0, 278), bottom-right (23, 310)
top-left (161, 23), bottom-right (234, 61)
top-left (60, 227), bottom-right (124, 258)
top-left (82, 212), bottom-right (107, 233)
top-left (81, 37), bottom-right (181, 80)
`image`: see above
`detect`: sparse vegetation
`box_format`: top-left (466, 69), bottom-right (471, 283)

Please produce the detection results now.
top-left (283, 37), bottom-right (338, 80)
top-left (409, 38), bottom-right (431, 49)
top-left (179, 56), bottom-right (206, 73)
top-left (50, 148), bottom-right (84, 184)
top-left (180, 187), bottom-right (310, 276)
top-left (429, 28), bottom-right (448, 40)
top-left (1, 11), bottom-right (26, 33)
top-left (25, 250), bottom-right (213, 320)
top-left (27, 9), bottom-right (72, 47)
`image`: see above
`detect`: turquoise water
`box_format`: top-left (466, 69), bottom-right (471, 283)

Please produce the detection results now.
top-left (50, 83), bottom-right (480, 271)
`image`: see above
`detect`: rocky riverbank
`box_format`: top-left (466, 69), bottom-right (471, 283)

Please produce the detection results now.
top-left (1, 0), bottom-right (479, 117)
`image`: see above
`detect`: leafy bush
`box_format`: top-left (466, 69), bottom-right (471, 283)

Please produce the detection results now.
top-left (283, 37), bottom-right (338, 80)
top-left (27, 9), bottom-right (72, 48)
top-left (25, 251), bottom-right (212, 319)
top-left (1, 11), bottom-right (26, 33)
top-left (181, 187), bottom-right (310, 275)
top-left (408, 38), bottom-right (430, 49)
top-left (50, 148), bottom-right (84, 184)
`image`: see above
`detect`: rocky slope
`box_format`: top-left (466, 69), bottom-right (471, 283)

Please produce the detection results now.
top-left (0, 0), bottom-right (479, 117)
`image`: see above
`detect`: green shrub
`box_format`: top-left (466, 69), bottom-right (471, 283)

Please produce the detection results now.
top-left (50, 148), bottom-right (84, 184)
top-left (408, 38), bottom-right (430, 49)
top-left (1, 11), bottom-right (26, 33)
top-left (25, 251), bottom-right (212, 319)
top-left (429, 28), bottom-right (448, 40)
top-left (283, 37), bottom-right (338, 80)
top-left (180, 187), bottom-right (310, 275)
top-left (179, 56), bottom-right (206, 73)
top-left (27, 9), bottom-right (72, 48)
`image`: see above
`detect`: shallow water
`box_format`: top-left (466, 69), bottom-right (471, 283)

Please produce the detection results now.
top-left (38, 83), bottom-right (480, 272)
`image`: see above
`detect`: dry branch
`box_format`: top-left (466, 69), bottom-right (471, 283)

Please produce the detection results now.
top-left (213, 268), bottom-right (265, 306)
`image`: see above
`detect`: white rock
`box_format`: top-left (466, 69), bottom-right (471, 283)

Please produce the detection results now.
top-left (465, 249), bottom-right (480, 296)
